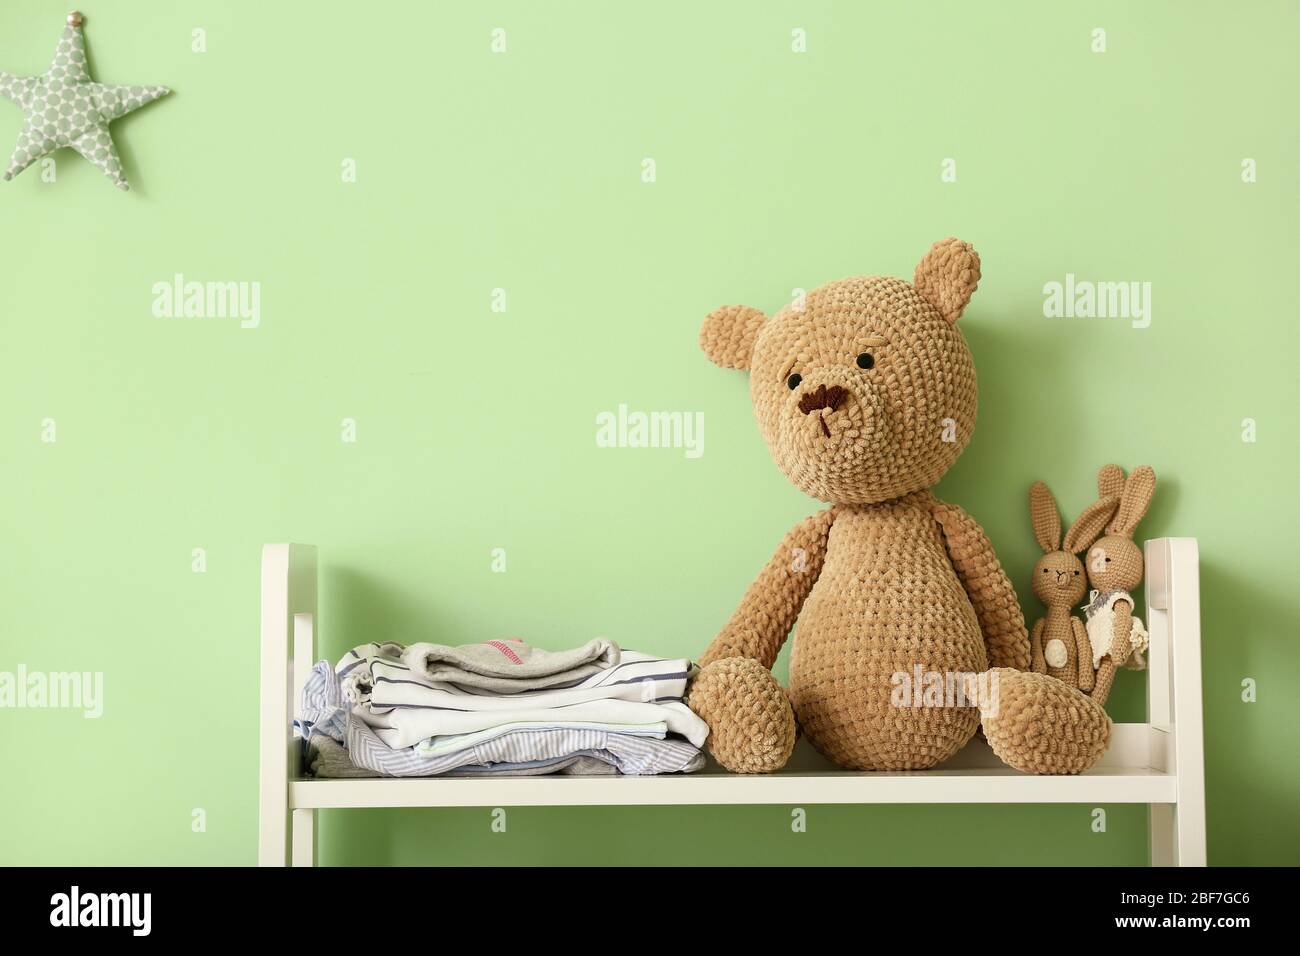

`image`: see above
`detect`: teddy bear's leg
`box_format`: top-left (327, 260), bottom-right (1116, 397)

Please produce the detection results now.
top-left (686, 657), bottom-right (797, 773)
top-left (967, 668), bottom-right (1111, 774)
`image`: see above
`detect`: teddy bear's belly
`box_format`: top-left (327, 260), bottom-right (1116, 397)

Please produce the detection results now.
top-left (788, 517), bottom-right (988, 771)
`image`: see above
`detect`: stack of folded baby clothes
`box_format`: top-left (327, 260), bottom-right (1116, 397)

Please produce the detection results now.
top-left (297, 637), bottom-right (709, 777)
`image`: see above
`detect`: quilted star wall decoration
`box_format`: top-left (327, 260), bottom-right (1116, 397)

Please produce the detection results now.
top-left (0, 11), bottom-right (169, 190)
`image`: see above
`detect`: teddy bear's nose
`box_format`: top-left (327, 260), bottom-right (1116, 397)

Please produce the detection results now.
top-left (797, 384), bottom-right (846, 415)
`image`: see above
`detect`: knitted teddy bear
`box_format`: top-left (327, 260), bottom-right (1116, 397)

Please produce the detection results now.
top-left (686, 238), bottom-right (1112, 775)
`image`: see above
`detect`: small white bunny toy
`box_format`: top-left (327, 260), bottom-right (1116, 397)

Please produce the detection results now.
top-left (1083, 464), bottom-right (1156, 705)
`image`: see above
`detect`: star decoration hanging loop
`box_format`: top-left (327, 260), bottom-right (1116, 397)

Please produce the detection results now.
top-left (0, 10), bottom-right (170, 190)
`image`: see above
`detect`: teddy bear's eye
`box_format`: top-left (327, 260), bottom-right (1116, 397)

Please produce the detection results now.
top-left (787, 373), bottom-right (802, 390)
top-left (857, 352), bottom-right (875, 370)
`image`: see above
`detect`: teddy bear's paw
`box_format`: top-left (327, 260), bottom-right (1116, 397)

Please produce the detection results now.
top-left (971, 668), bottom-right (1112, 775)
top-left (686, 657), bottom-right (796, 774)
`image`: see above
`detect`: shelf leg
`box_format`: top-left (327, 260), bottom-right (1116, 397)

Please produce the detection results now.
top-left (292, 808), bottom-right (316, 867)
top-left (1150, 803), bottom-right (1175, 866)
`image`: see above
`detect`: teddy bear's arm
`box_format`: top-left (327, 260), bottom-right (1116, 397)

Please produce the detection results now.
top-left (930, 499), bottom-right (1031, 670)
top-left (698, 507), bottom-right (836, 669)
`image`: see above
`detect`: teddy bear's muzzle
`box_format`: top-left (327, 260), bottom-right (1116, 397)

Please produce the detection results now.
top-left (797, 384), bottom-right (846, 438)
top-left (796, 383), bottom-right (846, 416)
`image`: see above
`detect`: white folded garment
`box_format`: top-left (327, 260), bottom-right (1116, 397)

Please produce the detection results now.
top-left (402, 637), bottom-right (621, 692)
top-left (339, 642), bottom-right (710, 751)
top-left (368, 649), bottom-right (692, 710)
top-left (358, 697), bottom-right (708, 750)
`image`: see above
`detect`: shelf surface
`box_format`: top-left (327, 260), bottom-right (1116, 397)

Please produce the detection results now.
top-left (290, 730), bottom-right (1177, 809)
top-left (291, 765), bottom-right (1177, 809)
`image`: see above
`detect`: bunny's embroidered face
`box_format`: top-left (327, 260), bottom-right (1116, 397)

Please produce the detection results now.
top-left (1087, 536), bottom-right (1144, 592)
top-left (1086, 464), bottom-right (1157, 593)
top-left (700, 238), bottom-right (981, 504)
top-left (1032, 550), bottom-right (1089, 606)
top-left (1028, 480), bottom-right (1119, 608)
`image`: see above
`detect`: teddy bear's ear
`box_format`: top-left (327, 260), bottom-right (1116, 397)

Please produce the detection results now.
top-left (699, 304), bottom-right (767, 370)
top-left (913, 237), bottom-right (981, 324)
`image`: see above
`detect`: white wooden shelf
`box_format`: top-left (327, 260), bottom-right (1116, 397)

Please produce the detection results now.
top-left (291, 767), bottom-right (1177, 810)
top-left (259, 538), bottom-right (1205, 866)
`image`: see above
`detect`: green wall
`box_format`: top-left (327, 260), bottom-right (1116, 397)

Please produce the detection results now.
top-left (1, 0), bottom-right (1296, 866)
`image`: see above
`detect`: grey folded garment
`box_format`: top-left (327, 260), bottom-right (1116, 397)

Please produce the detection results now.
top-left (401, 637), bottom-right (620, 693)
top-left (307, 736), bottom-right (619, 779)
top-left (308, 736), bottom-right (375, 778)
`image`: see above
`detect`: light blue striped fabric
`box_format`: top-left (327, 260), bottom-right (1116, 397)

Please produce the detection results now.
top-left (446, 752), bottom-right (617, 776)
top-left (296, 659), bottom-right (348, 743)
top-left (351, 718), bottom-right (703, 776)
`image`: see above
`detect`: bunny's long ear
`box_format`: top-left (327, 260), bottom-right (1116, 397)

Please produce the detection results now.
top-left (1111, 466), bottom-right (1156, 537)
top-left (1097, 464), bottom-right (1125, 502)
top-left (700, 304), bottom-right (766, 370)
top-left (1064, 496), bottom-right (1120, 554)
top-left (1029, 482), bottom-right (1062, 553)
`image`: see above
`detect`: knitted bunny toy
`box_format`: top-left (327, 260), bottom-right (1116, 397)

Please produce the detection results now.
top-left (1026, 481), bottom-right (1118, 691)
top-left (686, 238), bottom-right (1112, 775)
top-left (1084, 465), bottom-right (1156, 705)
